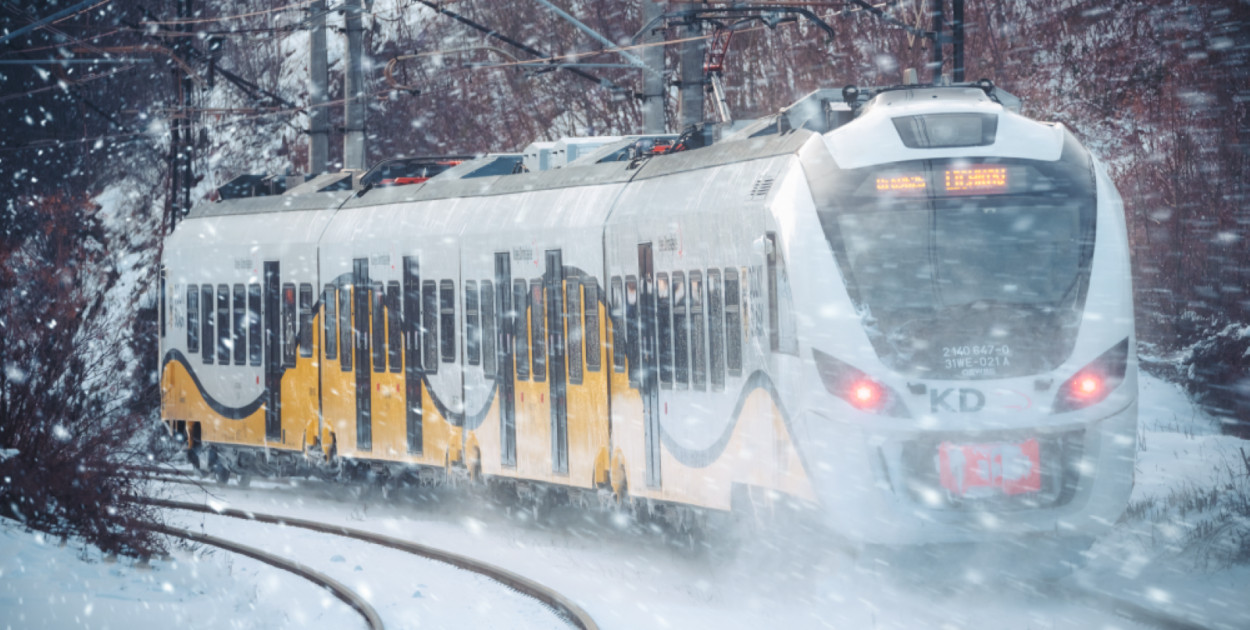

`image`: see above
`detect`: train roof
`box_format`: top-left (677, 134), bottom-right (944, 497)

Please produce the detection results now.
top-left (186, 189), bottom-right (351, 219)
top-left (178, 80), bottom-right (1025, 223)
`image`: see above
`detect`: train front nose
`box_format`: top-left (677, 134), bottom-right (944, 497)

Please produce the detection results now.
top-left (799, 380), bottom-right (1138, 545)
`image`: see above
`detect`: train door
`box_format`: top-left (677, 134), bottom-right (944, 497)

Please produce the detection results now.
top-left (638, 243), bottom-right (661, 488)
top-left (353, 258), bottom-right (372, 451)
top-left (495, 253), bottom-right (517, 468)
top-left (545, 250), bottom-right (568, 475)
top-left (403, 256), bottom-right (422, 454)
top-left (263, 261), bottom-right (282, 441)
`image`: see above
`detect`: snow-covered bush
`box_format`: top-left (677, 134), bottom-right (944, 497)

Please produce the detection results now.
top-left (0, 193), bottom-right (164, 558)
top-left (1181, 320), bottom-right (1250, 438)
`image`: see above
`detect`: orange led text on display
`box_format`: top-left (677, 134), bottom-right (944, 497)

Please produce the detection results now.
top-left (945, 166), bottom-right (1008, 194)
top-left (875, 174), bottom-right (927, 192)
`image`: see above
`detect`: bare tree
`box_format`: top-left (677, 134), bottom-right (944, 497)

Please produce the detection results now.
top-left (0, 193), bottom-right (165, 558)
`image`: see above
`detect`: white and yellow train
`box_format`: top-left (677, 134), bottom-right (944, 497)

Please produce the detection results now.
top-left (161, 82), bottom-right (1138, 548)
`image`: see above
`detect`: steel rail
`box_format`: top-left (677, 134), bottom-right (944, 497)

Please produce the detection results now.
top-left (140, 497), bottom-right (599, 630)
top-left (143, 522), bottom-right (384, 630)
top-left (135, 473), bottom-right (1203, 629)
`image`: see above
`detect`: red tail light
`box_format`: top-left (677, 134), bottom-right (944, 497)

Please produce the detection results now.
top-left (850, 380), bottom-right (883, 409)
top-left (1052, 339), bottom-right (1129, 413)
top-left (813, 349), bottom-right (910, 418)
top-left (1073, 374), bottom-right (1102, 398)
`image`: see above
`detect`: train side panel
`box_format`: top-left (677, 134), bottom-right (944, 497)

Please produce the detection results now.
top-left (318, 196), bottom-right (468, 468)
top-left (162, 205), bottom-right (336, 455)
top-left (605, 147), bottom-right (818, 509)
top-left (457, 182), bottom-right (621, 489)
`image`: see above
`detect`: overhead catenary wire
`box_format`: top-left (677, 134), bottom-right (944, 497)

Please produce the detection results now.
top-left (0, 64), bottom-right (138, 105)
top-left (0, 0), bottom-right (111, 47)
top-left (1, 7), bottom-right (823, 154)
top-left (0, 58), bottom-right (151, 64)
top-left (0, 28), bottom-right (128, 57)
top-left (409, 0), bottom-right (639, 98)
top-left (137, 0), bottom-right (316, 26)
top-left (0, 19), bottom-right (790, 154)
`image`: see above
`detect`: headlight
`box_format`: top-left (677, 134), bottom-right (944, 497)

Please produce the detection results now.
top-left (1052, 338), bottom-right (1129, 413)
top-left (813, 348), bottom-right (910, 418)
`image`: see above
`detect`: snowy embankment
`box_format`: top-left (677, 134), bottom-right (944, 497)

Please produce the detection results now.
top-left (1076, 373), bottom-right (1250, 629)
top-left (0, 519), bottom-right (362, 630)
top-left (3, 373), bottom-right (1248, 629)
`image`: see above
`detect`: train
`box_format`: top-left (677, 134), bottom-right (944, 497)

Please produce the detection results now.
top-left (159, 80), bottom-right (1138, 553)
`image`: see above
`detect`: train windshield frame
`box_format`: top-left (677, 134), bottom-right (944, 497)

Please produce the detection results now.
top-left (817, 136), bottom-right (1097, 380)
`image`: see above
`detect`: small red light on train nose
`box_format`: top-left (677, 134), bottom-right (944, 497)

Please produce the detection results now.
top-left (1073, 374), bottom-right (1102, 397)
top-left (850, 380), bottom-right (882, 409)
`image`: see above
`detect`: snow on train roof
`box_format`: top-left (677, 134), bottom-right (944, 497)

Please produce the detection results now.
top-left (185, 189), bottom-right (351, 219)
top-left (826, 86), bottom-right (1067, 170)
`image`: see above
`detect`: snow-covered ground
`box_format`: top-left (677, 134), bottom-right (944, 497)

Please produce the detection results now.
top-left (3, 373), bottom-right (1248, 629)
top-left (0, 518), bottom-right (362, 630)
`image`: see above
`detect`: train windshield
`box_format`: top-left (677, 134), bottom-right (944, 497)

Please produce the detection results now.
top-left (818, 141), bottom-right (1096, 379)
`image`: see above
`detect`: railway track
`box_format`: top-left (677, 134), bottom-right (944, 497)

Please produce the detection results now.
top-left (136, 495), bottom-right (599, 630)
top-left (134, 469), bottom-right (1210, 630)
top-left (143, 521), bottom-right (384, 630)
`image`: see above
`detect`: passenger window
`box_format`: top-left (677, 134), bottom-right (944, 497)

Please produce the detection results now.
top-left (767, 232), bottom-right (779, 351)
top-left (465, 280), bottom-right (481, 366)
top-left (513, 279), bottom-right (529, 381)
top-left (724, 268), bottom-right (742, 376)
top-left (202, 286), bottom-right (214, 364)
top-left (299, 283), bottom-right (314, 359)
top-left (233, 284), bottom-right (247, 365)
top-left (387, 282), bottom-right (401, 373)
top-left (672, 272), bottom-right (688, 388)
top-left (707, 269), bottom-right (724, 391)
top-left (160, 268), bottom-right (167, 339)
top-left (281, 283), bottom-right (296, 368)
top-left (625, 275), bottom-right (638, 387)
top-left (403, 267), bottom-right (421, 371)
top-left (689, 271), bottom-right (705, 390)
top-left (338, 280), bottom-right (352, 372)
top-left (186, 285), bottom-right (200, 354)
top-left (565, 275), bottom-right (583, 385)
top-left (530, 280), bottom-right (546, 382)
top-left (440, 280), bottom-right (456, 363)
top-left (372, 282), bottom-right (386, 372)
top-left (583, 279), bottom-right (600, 372)
top-left (609, 276), bottom-right (625, 373)
top-left (217, 284), bottom-right (230, 364)
top-left (324, 284), bottom-right (338, 360)
top-left (422, 280), bottom-right (438, 373)
top-left (245, 284), bottom-right (259, 367)
top-left (657, 273), bottom-right (672, 387)
top-left (481, 281), bottom-right (497, 378)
